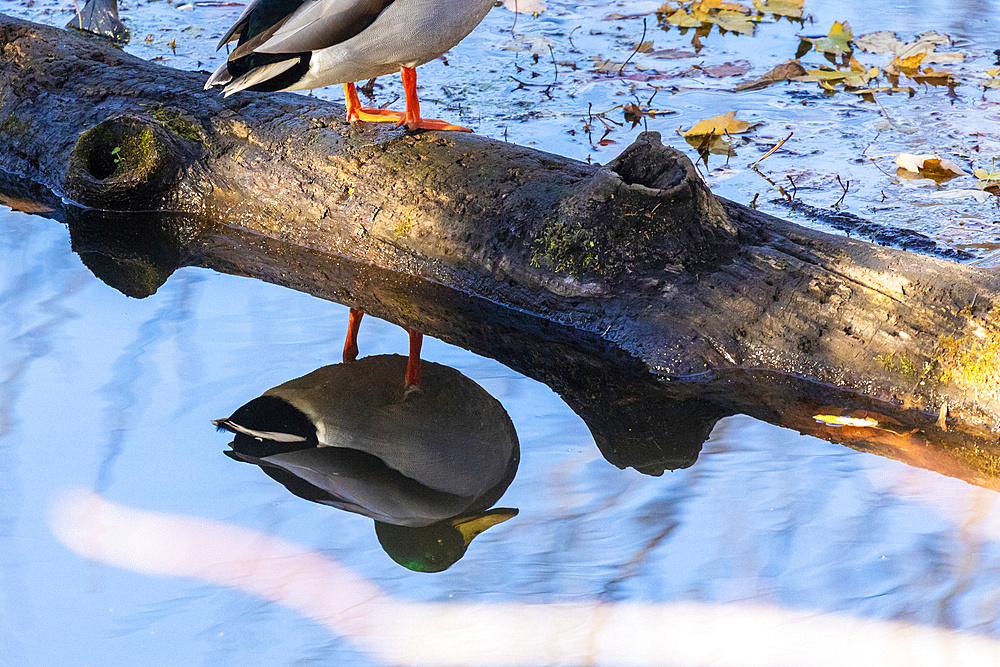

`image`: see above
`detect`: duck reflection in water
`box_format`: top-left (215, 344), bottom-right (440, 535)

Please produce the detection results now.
top-left (214, 352), bottom-right (519, 573)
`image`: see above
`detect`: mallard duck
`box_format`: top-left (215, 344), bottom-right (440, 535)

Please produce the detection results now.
top-left (205, 0), bottom-right (496, 131)
top-left (214, 354), bottom-right (519, 572)
top-left (66, 0), bottom-right (130, 44)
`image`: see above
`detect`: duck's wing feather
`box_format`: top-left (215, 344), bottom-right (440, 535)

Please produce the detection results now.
top-left (229, 446), bottom-right (475, 526)
top-left (216, 0), bottom-right (265, 49)
top-left (252, 0), bottom-right (396, 55)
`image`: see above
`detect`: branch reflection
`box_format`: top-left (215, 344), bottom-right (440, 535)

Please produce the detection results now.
top-left (50, 490), bottom-right (1000, 667)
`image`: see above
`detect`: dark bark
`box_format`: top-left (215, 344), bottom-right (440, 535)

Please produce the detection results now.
top-left (3, 15), bottom-right (1000, 484)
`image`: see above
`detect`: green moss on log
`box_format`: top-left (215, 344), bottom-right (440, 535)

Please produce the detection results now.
top-left (530, 221), bottom-right (600, 276)
top-left (0, 112), bottom-right (33, 137)
top-left (147, 104), bottom-right (206, 144)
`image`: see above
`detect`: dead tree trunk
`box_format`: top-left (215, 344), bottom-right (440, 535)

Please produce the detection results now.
top-left (3, 15), bottom-right (1000, 481)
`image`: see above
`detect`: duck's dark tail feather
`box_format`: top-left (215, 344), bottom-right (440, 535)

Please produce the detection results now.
top-left (205, 52), bottom-right (311, 95)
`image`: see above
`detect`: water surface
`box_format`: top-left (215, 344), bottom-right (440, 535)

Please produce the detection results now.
top-left (3, 0), bottom-right (1000, 664)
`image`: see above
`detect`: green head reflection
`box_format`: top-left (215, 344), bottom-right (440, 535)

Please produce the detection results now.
top-left (375, 509), bottom-right (518, 573)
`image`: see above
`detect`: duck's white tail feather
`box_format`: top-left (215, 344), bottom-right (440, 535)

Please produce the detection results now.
top-left (214, 418), bottom-right (308, 443)
top-left (204, 60), bottom-right (233, 90)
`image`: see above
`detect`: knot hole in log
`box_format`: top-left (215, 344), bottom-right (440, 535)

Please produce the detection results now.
top-left (607, 131), bottom-right (689, 191)
top-left (63, 115), bottom-right (188, 210)
top-left (533, 133), bottom-right (739, 280)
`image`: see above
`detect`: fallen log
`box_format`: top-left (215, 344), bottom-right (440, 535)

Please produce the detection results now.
top-left (3, 15), bottom-right (1000, 482)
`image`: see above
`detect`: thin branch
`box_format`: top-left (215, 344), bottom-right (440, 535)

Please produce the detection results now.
top-left (786, 175), bottom-right (798, 200)
top-left (748, 131), bottom-right (793, 170)
top-left (618, 19), bottom-right (647, 76)
top-left (833, 175), bottom-right (850, 208)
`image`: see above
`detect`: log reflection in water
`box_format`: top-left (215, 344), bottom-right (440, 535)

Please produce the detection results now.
top-left (48, 197), bottom-right (1000, 490)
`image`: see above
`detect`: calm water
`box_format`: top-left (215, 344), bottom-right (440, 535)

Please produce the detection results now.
top-left (6, 205), bottom-right (1000, 665)
top-left (4, 0), bottom-right (1000, 664)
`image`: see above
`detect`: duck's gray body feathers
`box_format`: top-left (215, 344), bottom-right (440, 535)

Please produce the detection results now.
top-left (207, 0), bottom-right (495, 94)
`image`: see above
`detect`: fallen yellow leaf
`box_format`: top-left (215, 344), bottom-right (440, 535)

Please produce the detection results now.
top-left (693, 0), bottom-right (752, 11)
top-left (848, 56), bottom-right (867, 73)
top-left (798, 21), bottom-right (854, 58)
top-left (846, 86), bottom-right (915, 99)
top-left (665, 8), bottom-right (701, 27)
top-left (678, 111), bottom-right (752, 137)
top-left (704, 8), bottom-right (756, 35)
top-left (889, 52), bottom-right (926, 73)
top-left (895, 154), bottom-right (967, 182)
top-left (800, 67), bottom-right (877, 89)
top-left (974, 168), bottom-right (1000, 183)
top-left (912, 67), bottom-right (954, 85)
top-left (752, 0), bottom-right (803, 18)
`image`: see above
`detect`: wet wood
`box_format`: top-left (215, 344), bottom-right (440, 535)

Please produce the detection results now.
top-left (3, 15), bottom-right (1000, 479)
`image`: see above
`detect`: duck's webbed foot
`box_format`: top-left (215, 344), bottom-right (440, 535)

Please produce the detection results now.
top-left (397, 68), bottom-right (471, 133)
top-left (344, 83), bottom-right (404, 124)
top-left (399, 117), bottom-right (472, 132)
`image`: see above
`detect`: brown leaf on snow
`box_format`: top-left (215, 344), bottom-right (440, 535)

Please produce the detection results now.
top-left (734, 59), bottom-right (807, 91)
top-left (649, 48), bottom-right (699, 59)
top-left (697, 60), bottom-right (752, 77)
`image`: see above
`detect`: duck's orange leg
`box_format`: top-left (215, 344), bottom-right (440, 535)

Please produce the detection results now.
top-left (343, 83), bottom-right (404, 124)
top-left (343, 308), bottom-right (364, 362)
top-left (405, 330), bottom-right (423, 388)
top-left (397, 67), bottom-right (471, 132)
